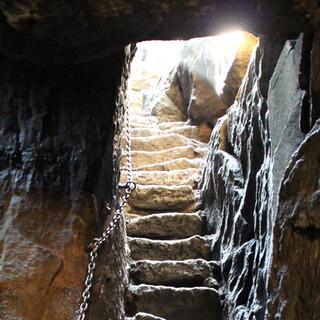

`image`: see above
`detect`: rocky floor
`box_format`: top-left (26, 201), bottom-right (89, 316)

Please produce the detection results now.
top-left (122, 106), bottom-right (222, 320)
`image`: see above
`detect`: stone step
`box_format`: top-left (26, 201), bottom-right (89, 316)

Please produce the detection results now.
top-left (158, 121), bottom-right (191, 130)
top-left (125, 209), bottom-right (197, 218)
top-left (130, 121), bottom-right (189, 130)
top-left (129, 107), bottom-right (149, 116)
top-left (134, 158), bottom-right (203, 172)
top-left (128, 235), bottom-right (210, 260)
top-left (121, 168), bottom-right (201, 187)
top-left (130, 134), bottom-right (206, 152)
top-left (131, 126), bottom-right (200, 141)
top-left (130, 115), bottom-right (159, 125)
top-left (130, 259), bottom-right (212, 286)
top-left (125, 146), bottom-right (207, 168)
top-left (126, 284), bottom-right (221, 320)
top-left (126, 313), bottom-right (166, 320)
top-left (127, 212), bottom-right (203, 239)
top-left (128, 185), bottom-right (198, 211)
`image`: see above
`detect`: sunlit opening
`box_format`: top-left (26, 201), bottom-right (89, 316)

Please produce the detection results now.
top-left (211, 31), bottom-right (244, 94)
top-left (128, 30), bottom-right (258, 119)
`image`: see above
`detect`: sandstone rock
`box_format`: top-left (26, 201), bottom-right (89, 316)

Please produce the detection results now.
top-left (149, 93), bottom-right (187, 122)
top-left (127, 212), bottom-right (203, 239)
top-left (221, 32), bottom-right (259, 106)
top-left (145, 33), bottom-right (257, 126)
top-left (121, 168), bottom-right (201, 187)
top-left (128, 236), bottom-right (210, 260)
top-left (186, 71), bottom-right (226, 125)
top-left (134, 158), bottom-right (203, 172)
top-left (126, 284), bottom-right (221, 320)
top-left (130, 259), bottom-right (212, 286)
top-left (0, 51), bottom-right (129, 320)
top-left (128, 185), bottom-right (197, 211)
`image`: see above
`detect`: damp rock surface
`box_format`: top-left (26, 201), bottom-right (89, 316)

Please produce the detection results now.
top-left (200, 33), bottom-right (320, 319)
top-left (0, 1), bottom-right (312, 63)
top-left (0, 51), bottom-right (130, 319)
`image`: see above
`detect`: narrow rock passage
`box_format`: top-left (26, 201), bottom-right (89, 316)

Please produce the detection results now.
top-left (122, 106), bottom-right (222, 320)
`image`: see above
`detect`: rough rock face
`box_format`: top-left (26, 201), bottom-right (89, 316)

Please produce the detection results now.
top-left (145, 33), bottom-right (258, 125)
top-left (200, 33), bottom-right (320, 319)
top-left (0, 0), bottom-right (313, 63)
top-left (0, 50), bottom-right (130, 319)
top-left (268, 122), bottom-right (320, 319)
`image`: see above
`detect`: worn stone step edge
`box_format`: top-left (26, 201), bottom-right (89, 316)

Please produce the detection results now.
top-left (120, 168), bottom-right (201, 188)
top-left (126, 212), bottom-right (204, 239)
top-left (128, 184), bottom-right (199, 211)
top-left (131, 157), bottom-right (204, 172)
top-left (128, 134), bottom-right (207, 152)
top-left (128, 235), bottom-right (210, 261)
top-left (129, 259), bottom-right (213, 286)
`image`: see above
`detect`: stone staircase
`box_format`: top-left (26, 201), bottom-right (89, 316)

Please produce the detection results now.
top-left (122, 107), bottom-right (222, 320)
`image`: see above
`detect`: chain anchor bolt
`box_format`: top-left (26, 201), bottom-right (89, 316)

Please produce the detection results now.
top-left (119, 181), bottom-right (136, 191)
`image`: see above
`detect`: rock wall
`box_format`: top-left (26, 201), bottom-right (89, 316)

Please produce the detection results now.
top-left (0, 0), bottom-right (313, 63)
top-left (200, 33), bottom-right (320, 319)
top-left (0, 49), bottom-right (129, 319)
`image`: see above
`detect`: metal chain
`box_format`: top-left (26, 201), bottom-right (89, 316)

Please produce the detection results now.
top-left (76, 99), bottom-right (135, 320)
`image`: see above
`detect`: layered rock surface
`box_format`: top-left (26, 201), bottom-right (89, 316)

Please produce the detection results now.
top-left (200, 33), bottom-right (320, 319)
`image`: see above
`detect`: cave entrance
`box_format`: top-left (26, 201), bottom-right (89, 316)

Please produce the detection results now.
top-left (127, 31), bottom-right (258, 129)
top-left (121, 31), bottom-right (258, 319)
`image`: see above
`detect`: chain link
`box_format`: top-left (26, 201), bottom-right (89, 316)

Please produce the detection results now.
top-left (76, 90), bottom-right (135, 320)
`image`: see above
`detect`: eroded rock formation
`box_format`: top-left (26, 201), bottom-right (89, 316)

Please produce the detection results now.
top-left (200, 33), bottom-right (320, 319)
top-left (145, 32), bottom-right (257, 125)
top-left (0, 51), bottom-right (130, 319)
